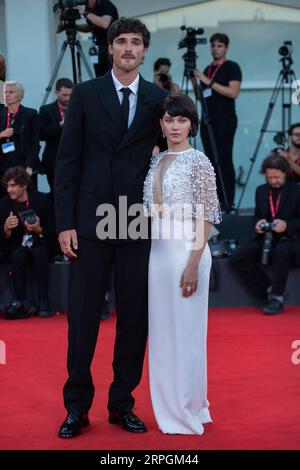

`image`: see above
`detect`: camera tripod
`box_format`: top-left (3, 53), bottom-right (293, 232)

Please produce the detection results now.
top-left (181, 55), bottom-right (230, 211)
top-left (237, 52), bottom-right (300, 210)
top-left (42, 26), bottom-right (94, 106)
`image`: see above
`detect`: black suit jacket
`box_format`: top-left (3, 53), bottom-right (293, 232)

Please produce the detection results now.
top-left (254, 181), bottom-right (300, 239)
top-left (55, 72), bottom-right (168, 242)
top-left (0, 191), bottom-right (55, 250)
top-left (0, 105), bottom-right (40, 173)
top-left (39, 101), bottom-right (62, 175)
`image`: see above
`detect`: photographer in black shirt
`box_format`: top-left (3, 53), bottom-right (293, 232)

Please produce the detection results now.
top-left (229, 154), bottom-right (300, 315)
top-left (0, 167), bottom-right (54, 319)
top-left (193, 33), bottom-right (242, 209)
top-left (77, 0), bottom-right (118, 77)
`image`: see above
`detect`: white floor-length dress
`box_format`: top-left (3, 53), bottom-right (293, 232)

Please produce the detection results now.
top-left (143, 148), bottom-right (221, 435)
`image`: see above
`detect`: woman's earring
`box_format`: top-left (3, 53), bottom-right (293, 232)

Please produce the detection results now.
top-left (161, 128), bottom-right (165, 138)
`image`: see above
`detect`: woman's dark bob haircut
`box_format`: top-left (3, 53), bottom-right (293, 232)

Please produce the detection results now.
top-left (159, 93), bottom-right (199, 137)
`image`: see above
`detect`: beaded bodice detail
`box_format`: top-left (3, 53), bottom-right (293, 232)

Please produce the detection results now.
top-left (143, 148), bottom-right (221, 224)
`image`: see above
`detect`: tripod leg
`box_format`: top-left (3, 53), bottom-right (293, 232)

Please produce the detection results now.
top-left (237, 72), bottom-right (284, 210)
top-left (75, 41), bottom-right (94, 80)
top-left (41, 41), bottom-right (69, 106)
top-left (196, 81), bottom-right (230, 210)
top-left (69, 42), bottom-right (78, 84)
top-left (76, 50), bottom-right (82, 83)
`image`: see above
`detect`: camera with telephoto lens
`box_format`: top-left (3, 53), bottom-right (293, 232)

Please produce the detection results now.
top-left (259, 221), bottom-right (277, 265)
top-left (259, 221), bottom-right (276, 231)
top-left (19, 209), bottom-right (38, 226)
top-left (157, 73), bottom-right (171, 90)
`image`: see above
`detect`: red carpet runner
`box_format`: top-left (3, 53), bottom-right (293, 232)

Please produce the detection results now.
top-left (0, 307), bottom-right (300, 450)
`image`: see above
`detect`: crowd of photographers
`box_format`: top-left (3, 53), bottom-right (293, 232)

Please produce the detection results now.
top-left (1, 6), bottom-right (300, 320)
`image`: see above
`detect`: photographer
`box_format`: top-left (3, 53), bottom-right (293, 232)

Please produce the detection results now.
top-left (39, 78), bottom-right (74, 193)
top-left (193, 33), bottom-right (242, 210)
top-left (76, 0), bottom-right (118, 77)
top-left (280, 123), bottom-right (300, 181)
top-left (0, 81), bottom-right (40, 197)
top-left (0, 167), bottom-right (55, 319)
top-left (153, 58), bottom-right (180, 92)
top-left (229, 154), bottom-right (300, 315)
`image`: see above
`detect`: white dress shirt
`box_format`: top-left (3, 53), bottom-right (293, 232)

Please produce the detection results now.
top-left (111, 69), bottom-right (139, 128)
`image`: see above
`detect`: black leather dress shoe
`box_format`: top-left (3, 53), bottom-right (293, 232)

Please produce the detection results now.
top-left (261, 298), bottom-right (284, 315)
top-left (37, 299), bottom-right (53, 318)
top-left (108, 407), bottom-right (147, 433)
top-left (4, 301), bottom-right (31, 320)
top-left (58, 411), bottom-right (89, 438)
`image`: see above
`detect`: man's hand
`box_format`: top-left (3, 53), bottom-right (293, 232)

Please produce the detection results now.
top-left (193, 69), bottom-right (211, 86)
top-left (4, 211), bottom-right (18, 237)
top-left (152, 146), bottom-right (160, 156)
top-left (58, 230), bottom-right (78, 258)
top-left (255, 219), bottom-right (267, 234)
top-left (25, 216), bottom-right (42, 234)
top-left (0, 127), bottom-right (14, 139)
top-left (272, 219), bottom-right (287, 233)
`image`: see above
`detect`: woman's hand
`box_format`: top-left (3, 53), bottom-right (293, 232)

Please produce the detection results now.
top-left (180, 264), bottom-right (199, 297)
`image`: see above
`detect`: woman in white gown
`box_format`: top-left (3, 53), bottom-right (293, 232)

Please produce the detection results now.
top-left (143, 94), bottom-right (221, 435)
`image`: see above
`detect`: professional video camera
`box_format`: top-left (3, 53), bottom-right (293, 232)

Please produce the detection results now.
top-left (278, 40), bottom-right (293, 68)
top-left (259, 221), bottom-right (277, 265)
top-left (178, 26), bottom-right (207, 77)
top-left (53, 0), bottom-right (87, 24)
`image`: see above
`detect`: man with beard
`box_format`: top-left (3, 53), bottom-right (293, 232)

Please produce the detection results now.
top-left (229, 153), bottom-right (300, 315)
top-left (280, 123), bottom-right (300, 181)
top-left (39, 78), bottom-right (74, 194)
top-left (55, 17), bottom-right (168, 439)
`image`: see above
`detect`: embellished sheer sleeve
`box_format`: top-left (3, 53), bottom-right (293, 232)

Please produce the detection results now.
top-left (143, 152), bottom-right (162, 217)
top-left (191, 151), bottom-right (222, 224)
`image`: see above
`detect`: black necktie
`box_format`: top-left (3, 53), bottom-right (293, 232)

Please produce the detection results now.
top-left (120, 87), bottom-right (131, 129)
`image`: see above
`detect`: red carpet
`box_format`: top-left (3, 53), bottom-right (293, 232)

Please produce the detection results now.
top-left (0, 307), bottom-right (300, 450)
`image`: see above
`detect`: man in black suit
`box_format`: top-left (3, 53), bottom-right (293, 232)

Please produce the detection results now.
top-left (229, 153), bottom-right (300, 315)
top-left (39, 78), bottom-right (74, 193)
top-left (0, 81), bottom-right (40, 197)
top-left (55, 17), bottom-right (168, 438)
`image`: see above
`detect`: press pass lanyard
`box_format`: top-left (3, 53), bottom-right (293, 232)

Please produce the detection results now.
top-left (6, 106), bottom-right (19, 142)
top-left (269, 190), bottom-right (281, 220)
top-left (207, 58), bottom-right (227, 82)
